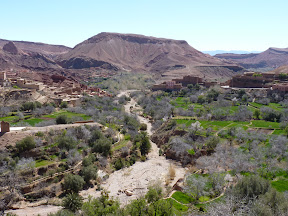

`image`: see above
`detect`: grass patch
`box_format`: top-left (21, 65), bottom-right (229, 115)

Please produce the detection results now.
top-left (168, 198), bottom-right (188, 212)
top-left (23, 118), bottom-right (43, 126)
top-left (0, 115), bottom-right (18, 123)
top-left (272, 129), bottom-right (285, 135)
top-left (249, 102), bottom-right (283, 111)
top-left (35, 160), bottom-right (55, 168)
top-left (170, 97), bottom-right (203, 110)
top-left (199, 196), bottom-right (210, 202)
top-left (172, 191), bottom-right (194, 204)
top-left (44, 110), bottom-right (90, 120)
top-left (271, 179), bottom-right (288, 192)
top-left (112, 139), bottom-right (129, 151)
top-left (187, 149), bottom-right (195, 155)
top-left (251, 120), bottom-right (280, 129)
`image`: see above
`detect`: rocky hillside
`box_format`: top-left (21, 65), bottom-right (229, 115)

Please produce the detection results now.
top-left (0, 41), bottom-right (60, 71)
top-left (0, 39), bottom-right (71, 59)
top-left (58, 32), bottom-right (243, 81)
top-left (0, 33), bottom-right (245, 82)
top-left (215, 47), bottom-right (288, 69)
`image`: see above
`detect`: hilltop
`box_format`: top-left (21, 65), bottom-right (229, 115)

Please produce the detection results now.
top-left (57, 32), bottom-right (243, 81)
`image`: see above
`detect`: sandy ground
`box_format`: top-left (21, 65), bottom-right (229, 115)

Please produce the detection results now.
top-left (5, 90), bottom-right (187, 215)
top-left (5, 205), bottom-right (62, 216)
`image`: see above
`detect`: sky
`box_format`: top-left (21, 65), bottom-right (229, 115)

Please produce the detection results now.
top-left (1, 0), bottom-right (288, 51)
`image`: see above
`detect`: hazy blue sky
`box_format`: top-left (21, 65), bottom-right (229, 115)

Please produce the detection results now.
top-left (1, 0), bottom-right (287, 51)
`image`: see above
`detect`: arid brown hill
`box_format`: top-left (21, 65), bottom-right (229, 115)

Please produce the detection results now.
top-left (58, 32), bottom-right (243, 81)
top-left (0, 39), bottom-right (71, 59)
top-left (215, 47), bottom-right (288, 69)
top-left (271, 65), bottom-right (288, 74)
top-left (0, 41), bottom-right (60, 71)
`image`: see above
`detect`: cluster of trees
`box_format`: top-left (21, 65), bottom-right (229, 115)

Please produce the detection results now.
top-left (49, 184), bottom-right (175, 216)
top-left (207, 175), bottom-right (288, 215)
top-left (92, 72), bottom-right (155, 94)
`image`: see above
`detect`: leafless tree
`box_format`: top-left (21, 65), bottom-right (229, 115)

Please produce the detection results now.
top-left (184, 174), bottom-right (208, 201)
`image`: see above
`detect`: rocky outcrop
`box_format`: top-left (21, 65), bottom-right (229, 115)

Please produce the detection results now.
top-left (0, 39), bottom-right (71, 57)
top-left (3, 41), bottom-right (19, 54)
top-left (58, 56), bottom-right (119, 70)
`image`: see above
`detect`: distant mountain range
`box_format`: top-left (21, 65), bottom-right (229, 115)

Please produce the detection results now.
top-left (203, 50), bottom-right (261, 56)
top-left (215, 47), bottom-right (288, 69)
top-left (0, 33), bottom-right (243, 82)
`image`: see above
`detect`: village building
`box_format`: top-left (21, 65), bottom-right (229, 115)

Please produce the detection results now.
top-left (152, 81), bottom-right (182, 91)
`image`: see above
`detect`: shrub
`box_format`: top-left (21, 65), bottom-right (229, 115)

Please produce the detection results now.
top-left (62, 174), bottom-right (85, 193)
top-left (197, 95), bottom-right (205, 104)
top-left (82, 154), bottom-right (96, 167)
top-left (47, 210), bottom-right (75, 216)
top-left (139, 132), bottom-right (151, 156)
top-left (114, 158), bottom-right (125, 170)
top-left (206, 136), bottom-right (220, 151)
top-left (88, 130), bottom-right (103, 146)
top-left (252, 188), bottom-right (288, 215)
top-left (35, 131), bottom-right (44, 137)
top-left (140, 123), bottom-right (147, 131)
top-left (232, 175), bottom-right (270, 201)
top-left (21, 102), bottom-right (35, 111)
top-left (145, 184), bottom-right (163, 203)
top-left (80, 165), bottom-right (98, 184)
top-left (56, 115), bottom-right (70, 124)
top-left (16, 136), bottom-right (36, 153)
top-left (168, 164), bottom-right (176, 180)
top-left (81, 191), bottom-right (120, 215)
top-left (91, 138), bottom-right (112, 156)
top-left (58, 136), bottom-right (77, 150)
top-left (62, 193), bottom-right (83, 213)
top-left (260, 107), bottom-right (281, 122)
top-left (60, 101), bottom-right (68, 109)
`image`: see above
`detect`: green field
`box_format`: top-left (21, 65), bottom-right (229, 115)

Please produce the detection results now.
top-left (249, 102), bottom-right (284, 111)
top-left (43, 110), bottom-right (90, 120)
top-left (251, 120), bottom-right (280, 129)
top-left (168, 198), bottom-right (188, 212)
top-left (35, 160), bottom-right (55, 168)
top-left (170, 97), bottom-right (203, 110)
top-left (0, 115), bottom-right (18, 122)
top-left (271, 179), bottom-right (288, 192)
top-left (172, 191), bottom-right (194, 204)
top-left (22, 118), bottom-right (44, 126)
top-left (2, 110), bottom-right (91, 127)
top-left (174, 118), bottom-right (282, 134)
top-left (112, 139), bottom-right (129, 151)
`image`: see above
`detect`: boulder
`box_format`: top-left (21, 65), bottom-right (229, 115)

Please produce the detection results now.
top-left (124, 189), bottom-right (133, 196)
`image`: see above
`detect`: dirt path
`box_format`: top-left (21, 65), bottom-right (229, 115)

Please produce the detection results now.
top-left (5, 205), bottom-right (62, 216)
top-left (81, 91), bottom-right (187, 205)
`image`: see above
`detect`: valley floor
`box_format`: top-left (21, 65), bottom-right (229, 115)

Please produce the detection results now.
top-left (6, 90), bottom-right (187, 215)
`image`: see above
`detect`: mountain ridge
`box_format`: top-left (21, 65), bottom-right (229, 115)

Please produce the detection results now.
top-left (58, 32), bottom-right (243, 81)
top-left (215, 47), bottom-right (288, 69)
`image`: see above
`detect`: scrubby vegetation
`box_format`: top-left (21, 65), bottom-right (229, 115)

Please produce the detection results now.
top-left (2, 79), bottom-right (288, 215)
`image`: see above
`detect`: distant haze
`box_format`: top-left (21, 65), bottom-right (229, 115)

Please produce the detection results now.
top-left (203, 50), bottom-right (261, 56)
